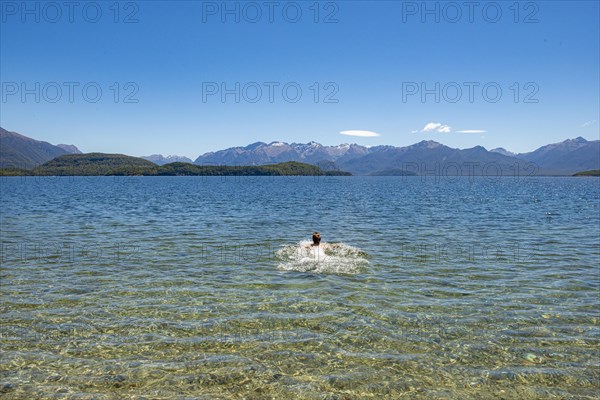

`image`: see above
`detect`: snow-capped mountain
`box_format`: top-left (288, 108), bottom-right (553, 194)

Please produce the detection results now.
top-left (193, 141), bottom-right (371, 166)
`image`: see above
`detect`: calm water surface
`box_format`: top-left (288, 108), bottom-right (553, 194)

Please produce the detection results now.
top-left (1, 176), bottom-right (599, 399)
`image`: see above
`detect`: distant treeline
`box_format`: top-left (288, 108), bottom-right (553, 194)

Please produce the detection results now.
top-left (573, 170), bottom-right (600, 176)
top-left (0, 153), bottom-right (351, 176)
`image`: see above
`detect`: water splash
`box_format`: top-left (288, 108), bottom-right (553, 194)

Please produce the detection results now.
top-left (276, 240), bottom-right (369, 274)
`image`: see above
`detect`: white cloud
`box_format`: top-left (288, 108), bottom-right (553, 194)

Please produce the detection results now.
top-left (415, 123), bottom-right (486, 134)
top-left (421, 122), bottom-right (451, 133)
top-left (581, 120), bottom-right (596, 128)
top-left (339, 130), bottom-right (381, 137)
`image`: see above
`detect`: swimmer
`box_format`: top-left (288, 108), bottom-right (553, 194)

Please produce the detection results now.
top-left (312, 232), bottom-right (321, 246)
top-left (303, 232), bottom-right (322, 252)
top-left (307, 232), bottom-right (339, 252)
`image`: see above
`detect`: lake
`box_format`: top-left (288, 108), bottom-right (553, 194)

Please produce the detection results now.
top-left (1, 176), bottom-right (598, 399)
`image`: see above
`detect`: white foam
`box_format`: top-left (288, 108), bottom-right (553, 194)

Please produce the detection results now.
top-left (276, 240), bottom-right (369, 274)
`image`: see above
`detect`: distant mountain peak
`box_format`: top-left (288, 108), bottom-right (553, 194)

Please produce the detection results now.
top-left (470, 145), bottom-right (488, 151)
top-left (413, 140), bottom-right (443, 149)
top-left (56, 144), bottom-right (82, 154)
top-left (142, 154), bottom-right (193, 165)
top-left (244, 141), bottom-right (267, 150)
top-left (490, 147), bottom-right (516, 157)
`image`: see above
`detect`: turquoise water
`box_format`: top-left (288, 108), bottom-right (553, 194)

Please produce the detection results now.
top-left (1, 176), bottom-right (599, 399)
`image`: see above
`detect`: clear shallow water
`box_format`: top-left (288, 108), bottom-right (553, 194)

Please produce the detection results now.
top-left (0, 176), bottom-right (598, 399)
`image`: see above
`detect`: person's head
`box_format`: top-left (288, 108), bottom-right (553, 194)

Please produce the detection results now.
top-left (312, 232), bottom-right (321, 245)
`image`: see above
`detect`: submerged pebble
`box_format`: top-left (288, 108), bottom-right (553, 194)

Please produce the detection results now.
top-left (0, 384), bottom-right (15, 393)
top-left (524, 353), bottom-right (543, 363)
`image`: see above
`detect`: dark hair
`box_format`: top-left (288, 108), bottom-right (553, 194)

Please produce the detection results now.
top-left (312, 232), bottom-right (321, 245)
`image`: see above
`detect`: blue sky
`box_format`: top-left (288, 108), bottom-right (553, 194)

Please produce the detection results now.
top-left (1, 0), bottom-right (598, 158)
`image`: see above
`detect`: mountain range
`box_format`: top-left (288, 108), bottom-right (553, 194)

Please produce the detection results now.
top-left (1, 126), bottom-right (598, 175)
top-left (510, 137), bottom-right (599, 172)
top-left (192, 138), bottom-right (599, 175)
